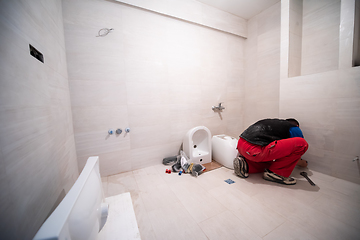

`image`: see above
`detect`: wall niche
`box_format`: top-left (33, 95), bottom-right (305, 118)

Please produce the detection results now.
top-left (288, 0), bottom-right (342, 77)
top-left (353, 0), bottom-right (360, 67)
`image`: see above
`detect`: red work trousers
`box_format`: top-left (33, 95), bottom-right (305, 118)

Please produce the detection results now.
top-left (237, 137), bottom-right (308, 177)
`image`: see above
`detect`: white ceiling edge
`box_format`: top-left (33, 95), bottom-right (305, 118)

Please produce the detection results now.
top-left (113, 0), bottom-right (248, 38)
top-left (196, 0), bottom-right (281, 19)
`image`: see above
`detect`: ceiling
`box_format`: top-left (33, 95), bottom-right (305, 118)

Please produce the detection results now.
top-left (196, 0), bottom-right (280, 20)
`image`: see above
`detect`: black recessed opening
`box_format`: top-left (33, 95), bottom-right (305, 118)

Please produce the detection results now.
top-left (353, 0), bottom-right (360, 67)
top-left (29, 44), bottom-right (44, 63)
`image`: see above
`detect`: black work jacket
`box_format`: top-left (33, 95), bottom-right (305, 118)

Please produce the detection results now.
top-left (240, 119), bottom-right (295, 146)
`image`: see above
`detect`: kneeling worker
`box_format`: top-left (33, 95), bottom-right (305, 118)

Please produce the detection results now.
top-left (234, 118), bottom-right (309, 185)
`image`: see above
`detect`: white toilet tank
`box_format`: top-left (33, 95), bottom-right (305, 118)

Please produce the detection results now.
top-left (212, 135), bottom-right (239, 169)
top-left (183, 126), bottom-right (212, 164)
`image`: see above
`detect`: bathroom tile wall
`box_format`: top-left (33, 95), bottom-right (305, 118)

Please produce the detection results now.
top-left (288, 0), bottom-right (303, 77)
top-left (116, 0), bottom-right (247, 38)
top-left (243, 2), bottom-right (281, 128)
top-left (280, 68), bottom-right (360, 184)
top-left (0, 1), bottom-right (79, 239)
top-left (62, 0), bottom-right (246, 176)
top-left (340, 0), bottom-right (358, 68)
top-left (280, 0), bottom-right (360, 184)
top-left (301, 0), bottom-right (341, 75)
top-left (354, 1), bottom-right (360, 66)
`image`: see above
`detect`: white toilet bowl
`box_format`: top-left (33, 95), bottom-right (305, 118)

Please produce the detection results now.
top-left (212, 134), bottom-right (239, 169)
top-left (183, 126), bottom-right (212, 164)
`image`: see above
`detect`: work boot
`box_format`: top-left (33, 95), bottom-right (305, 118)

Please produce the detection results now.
top-left (263, 169), bottom-right (296, 185)
top-left (233, 156), bottom-right (249, 178)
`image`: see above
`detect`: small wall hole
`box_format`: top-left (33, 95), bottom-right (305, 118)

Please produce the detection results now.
top-left (29, 44), bottom-right (44, 63)
top-left (193, 145), bottom-right (197, 148)
top-left (200, 159), bottom-right (203, 162)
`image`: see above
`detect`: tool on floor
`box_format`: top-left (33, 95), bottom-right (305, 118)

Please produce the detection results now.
top-left (300, 172), bottom-right (316, 186)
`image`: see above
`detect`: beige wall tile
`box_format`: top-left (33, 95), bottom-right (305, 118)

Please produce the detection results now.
top-left (243, 2), bottom-right (281, 129)
top-left (336, 67), bottom-right (360, 98)
top-left (301, 0), bottom-right (340, 75)
top-left (71, 105), bottom-right (129, 133)
top-left (117, 0), bottom-right (247, 38)
top-left (339, 0), bottom-right (356, 69)
top-left (70, 80), bottom-right (127, 107)
top-left (280, 3), bottom-right (360, 183)
top-left (0, 1), bottom-right (78, 239)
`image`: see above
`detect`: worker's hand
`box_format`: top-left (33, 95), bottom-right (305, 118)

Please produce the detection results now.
top-left (297, 158), bottom-right (308, 168)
